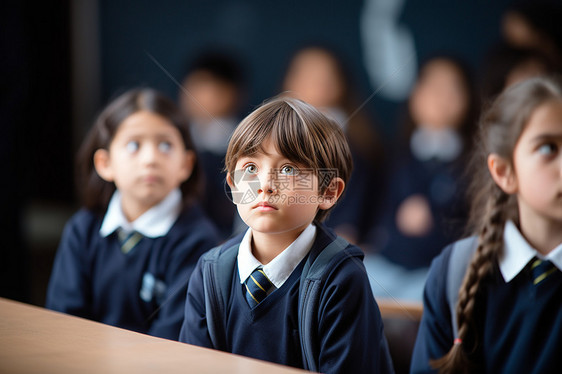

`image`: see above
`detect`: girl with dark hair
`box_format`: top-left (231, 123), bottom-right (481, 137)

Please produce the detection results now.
top-left (411, 76), bottom-right (562, 373)
top-left (365, 56), bottom-right (477, 301)
top-left (46, 88), bottom-right (218, 340)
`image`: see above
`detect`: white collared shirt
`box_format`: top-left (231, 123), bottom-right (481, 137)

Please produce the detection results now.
top-left (499, 220), bottom-right (562, 283)
top-left (99, 189), bottom-right (182, 238)
top-left (237, 224), bottom-right (317, 289)
top-left (410, 127), bottom-right (463, 162)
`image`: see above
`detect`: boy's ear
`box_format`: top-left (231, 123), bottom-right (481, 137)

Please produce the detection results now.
top-left (318, 177), bottom-right (345, 211)
top-left (226, 172), bottom-right (235, 188)
top-left (488, 153), bottom-right (518, 194)
top-left (93, 149), bottom-right (114, 182)
top-left (179, 150), bottom-right (196, 183)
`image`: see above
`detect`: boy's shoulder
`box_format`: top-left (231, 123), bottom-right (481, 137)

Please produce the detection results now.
top-left (307, 224), bottom-right (364, 276)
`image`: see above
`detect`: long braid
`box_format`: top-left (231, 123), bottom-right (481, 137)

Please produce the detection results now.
top-left (431, 185), bottom-right (509, 373)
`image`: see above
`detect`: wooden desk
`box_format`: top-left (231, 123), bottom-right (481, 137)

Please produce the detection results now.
top-left (0, 298), bottom-right (307, 374)
top-left (377, 299), bottom-right (423, 321)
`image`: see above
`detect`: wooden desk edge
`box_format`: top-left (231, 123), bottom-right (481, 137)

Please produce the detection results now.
top-left (0, 298), bottom-right (309, 374)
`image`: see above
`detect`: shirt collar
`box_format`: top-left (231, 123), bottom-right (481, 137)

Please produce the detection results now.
top-left (499, 220), bottom-right (562, 282)
top-left (237, 224), bottom-right (317, 288)
top-left (99, 189), bottom-right (182, 238)
top-left (410, 127), bottom-right (463, 162)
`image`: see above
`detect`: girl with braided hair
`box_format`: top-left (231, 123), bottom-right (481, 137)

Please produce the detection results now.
top-left (410, 76), bottom-right (562, 374)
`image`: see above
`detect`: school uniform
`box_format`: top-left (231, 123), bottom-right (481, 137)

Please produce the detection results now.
top-left (364, 129), bottom-right (468, 301)
top-left (179, 223), bottom-right (394, 374)
top-left (411, 221), bottom-right (562, 374)
top-left (369, 138), bottom-right (467, 270)
top-left (46, 189), bottom-right (218, 340)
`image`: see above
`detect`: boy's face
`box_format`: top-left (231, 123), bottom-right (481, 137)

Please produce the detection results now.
top-left (94, 111), bottom-right (194, 221)
top-left (227, 138), bottom-right (339, 237)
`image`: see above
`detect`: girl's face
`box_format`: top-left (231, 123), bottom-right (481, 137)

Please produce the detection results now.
top-left (410, 59), bottom-right (469, 130)
top-left (512, 99), bottom-right (562, 231)
top-left (94, 111), bottom-right (194, 221)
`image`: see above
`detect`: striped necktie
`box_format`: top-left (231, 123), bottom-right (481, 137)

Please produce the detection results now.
top-left (117, 229), bottom-right (143, 254)
top-left (531, 258), bottom-right (557, 285)
top-left (245, 268), bottom-right (274, 308)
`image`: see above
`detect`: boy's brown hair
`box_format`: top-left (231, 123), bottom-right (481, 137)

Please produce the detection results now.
top-left (225, 96), bottom-right (353, 222)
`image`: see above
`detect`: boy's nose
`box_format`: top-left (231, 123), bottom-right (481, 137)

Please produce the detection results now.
top-left (257, 171), bottom-right (276, 195)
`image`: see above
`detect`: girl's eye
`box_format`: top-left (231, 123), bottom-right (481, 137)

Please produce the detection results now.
top-left (244, 164), bottom-right (258, 174)
top-left (538, 143), bottom-right (557, 156)
top-left (280, 165), bottom-right (299, 175)
top-left (158, 141), bottom-right (172, 153)
top-left (126, 141), bottom-right (139, 153)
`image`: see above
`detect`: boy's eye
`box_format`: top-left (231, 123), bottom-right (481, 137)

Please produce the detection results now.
top-left (158, 141), bottom-right (172, 153)
top-left (280, 165), bottom-right (299, 175)
top-left (126, 141), bottom-right (140, 153)
top-left (538, 143), bottom-right (557, 156)
top-left (244, 164), bottom-right (258, 174)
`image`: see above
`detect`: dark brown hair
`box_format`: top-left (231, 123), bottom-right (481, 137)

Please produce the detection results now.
top-left (432, 76), bottom-right (562, 373)
top-left (224, 96), bottom-right (353, 222)
top-left (77, 88), bottom-right (200, 216)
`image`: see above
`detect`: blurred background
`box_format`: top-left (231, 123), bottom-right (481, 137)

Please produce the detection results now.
top-left (0, 0), bottom-right (533, 307)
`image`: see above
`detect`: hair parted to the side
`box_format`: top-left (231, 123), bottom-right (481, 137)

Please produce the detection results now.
top-left (431, 76), bottom-right (562, 374)
top-left (76, 88), bottom-right (201, 216)
top-left (224, 95), bottom-right (353, 222)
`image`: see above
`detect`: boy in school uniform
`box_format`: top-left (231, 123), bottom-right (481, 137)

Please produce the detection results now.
top-left (179, 96), bottom-right (394, 373)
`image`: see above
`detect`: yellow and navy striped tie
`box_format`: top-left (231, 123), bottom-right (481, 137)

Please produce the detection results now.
top-left (118, 229), bottom-right (143, 254)
top-left (245, 268), bottom-right (274, 308)
top-left (531, 258), bottom-right (558, 285)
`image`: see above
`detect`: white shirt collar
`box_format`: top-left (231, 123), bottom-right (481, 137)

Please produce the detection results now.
top-left (410, 127), bottom-right (463, 162)
top-left (499, 220), bottom-right (562, 282)
top-left (99, 189), bottom-right (182, 238)
top-left (237, 224), bottom-right (317, 288)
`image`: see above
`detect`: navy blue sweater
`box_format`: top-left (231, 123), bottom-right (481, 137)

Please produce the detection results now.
top-left (46, 204), bottom-right (218, 340)
top-left (411, 242), bottom-right (562, 374)
top-left (179, 224), bottom-right (394, 374)
top-left (367, 151), bottom-right (467, 270)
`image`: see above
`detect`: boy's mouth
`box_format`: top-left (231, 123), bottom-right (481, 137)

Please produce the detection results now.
top-left (253, 201), bottom-right (278, 211)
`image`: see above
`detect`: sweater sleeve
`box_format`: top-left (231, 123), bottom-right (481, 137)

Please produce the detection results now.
top-left (45, 212), bottom-right (93, 319)
top-left (148, 230), bottom-right (217, 340)
top-left (317, 253), bottom-right (395, 374)
top-left (410, 246), bottom-right (455, 374)
top-left (178, 255), bottom-right (214, 348)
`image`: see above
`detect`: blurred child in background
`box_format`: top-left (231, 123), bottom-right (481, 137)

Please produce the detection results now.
top-left (480, 43), bottom-right (558, 105)
top-left (46, 88), bottom-right (218, 340)
top-left (365, 56), bottom-right (478, 301)
top-left (179, 50), bottom-right (247, 239)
